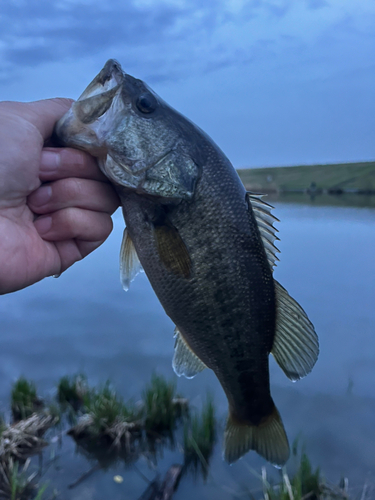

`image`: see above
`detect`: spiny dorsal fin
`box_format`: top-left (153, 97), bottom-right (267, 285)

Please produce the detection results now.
top-left (272, 280), bottom-right (319, 381)
top-left (154, 223), bottom-right (192, 279)
top-left (224, 403), bottom-right (290, 467)
top-left (172, 327), bottom-right (207, 379)
top-left (246, 192), bottom-right (280, 269)
top-left (246, 193), bottom-right (319, 380)
top-left (119, 228), bottom-right (143, 291)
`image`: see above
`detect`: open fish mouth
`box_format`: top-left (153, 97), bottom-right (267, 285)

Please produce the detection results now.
top-left (77, 59), bottom-right (124, 102)
top-left (73, 59), bottom-right (125, 126)
top-left (54, 59), bottom-right (125, 152)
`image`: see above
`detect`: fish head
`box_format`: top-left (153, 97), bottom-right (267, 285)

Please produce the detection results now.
top-left (55, 59), bottom-right (124, 155)
top-left (55, 59), bottom-right (200, 200)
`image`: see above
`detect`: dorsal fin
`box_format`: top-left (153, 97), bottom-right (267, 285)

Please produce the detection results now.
top-left (172, 327), bottom-right (207, 378)
top-left (246, 193), bottom-right (319, 380)
top-left (119, 228), bottom-right (143, 291)
top-left (246, 192), bottom-right (280, 269)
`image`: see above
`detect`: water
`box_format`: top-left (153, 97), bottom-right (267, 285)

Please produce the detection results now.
top-left (1, 195), bottom-right (375, 497)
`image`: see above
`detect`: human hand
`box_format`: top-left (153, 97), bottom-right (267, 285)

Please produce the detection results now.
top-left (0, 98), bottom-right (120, 294)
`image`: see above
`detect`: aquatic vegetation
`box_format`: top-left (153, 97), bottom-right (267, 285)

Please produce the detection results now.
top-left (293, 451), bottom-right (321, 499)
top-left (260, 457), bottom-right (320, 500)
top-left (68, 382), bottom-right (143, 458)
top-left (143, 374), bottom-right (185, 433)
top-left (0, 374), bottom-right (368, 499)
top-left (33, 484), bottom-right (49, 500)
top-left (0, 418), bottom-right (6, 439)
top-left (57, 374), bottom-right (88, 412)
top-left (257, 441), bottom-right (321, 500)
top-left (0, 457), bottom-right (46, 500)
top-left (45, 403), bottom-right (61, 426)
top-left (256, 444), bottom-right (349, 500)
top-left (0, 413), bottom-right (58, 461)
top-left (68, 374), bottom-right (189, 467)
top-left (183, 396), bottom-right (216, 477)
top-left (83, 382), bottom-right (140, 434)
top-left (11, 378), bottom-right (43, 422)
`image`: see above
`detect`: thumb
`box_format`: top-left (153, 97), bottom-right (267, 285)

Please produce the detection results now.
top-left (0, 98), bottom-right (74, 142)
top-left (25, 98), bottom-right (74, 141)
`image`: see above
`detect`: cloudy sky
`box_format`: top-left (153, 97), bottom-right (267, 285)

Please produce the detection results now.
top-left (1, 0), bottom-right (374, 167)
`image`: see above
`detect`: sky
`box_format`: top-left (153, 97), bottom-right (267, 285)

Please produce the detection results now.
top-left (0, 0), bottom-right (374, 168)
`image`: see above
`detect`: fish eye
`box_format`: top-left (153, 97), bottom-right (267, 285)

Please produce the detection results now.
top-left (136, 94), bottom-right (157, 114)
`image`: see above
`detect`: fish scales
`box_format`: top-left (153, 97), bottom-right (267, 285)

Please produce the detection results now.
top-left (55, 59), bottom-right (319, 467)
top-left (120, 146), bottom-right (275, 422)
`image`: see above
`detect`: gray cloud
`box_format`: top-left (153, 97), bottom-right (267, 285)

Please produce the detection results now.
top-left (0, 0), bottom-right (297, 83)
top-left (2, 4), bottom-right (161, 57)
top-left (0, 0), bottom-right (374, 166)
top-left (0, 1), bottom-right (218, 67)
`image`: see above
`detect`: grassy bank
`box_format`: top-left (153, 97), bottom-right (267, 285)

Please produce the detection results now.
top-left (237, 161), bottom-right (375, 193)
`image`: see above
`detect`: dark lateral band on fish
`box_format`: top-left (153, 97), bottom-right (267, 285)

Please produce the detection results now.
top-left (55, 59), bottom-right (319, 467)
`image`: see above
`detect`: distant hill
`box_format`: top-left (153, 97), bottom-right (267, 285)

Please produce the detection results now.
top-left (237, 161), bottom-right (375, 193)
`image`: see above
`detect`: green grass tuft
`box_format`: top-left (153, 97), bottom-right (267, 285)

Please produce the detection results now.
top-left (57, 373), bottom-right (88, 412)
top-left (296, 452), bottom-right (321, 499)
top-left (83, 382), bottom-right (138, 436)
top-left (0, 459), bottom-right (39, 500)
top-left (143, 374), bottom-right (179, 433)
top-left (183, 395), bottom-right (216, 477)
top-left (11, 377), bottom-right (43, 422)
top-left (259, 444), bottom-right (322, 500)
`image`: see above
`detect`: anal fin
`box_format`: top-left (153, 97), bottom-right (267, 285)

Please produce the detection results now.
top-left (119, 228), bottom-right (143, 291)
top-left (172, 327), bottom-right (207, 379)
top-left (272, 280), bottom-right (319, 381)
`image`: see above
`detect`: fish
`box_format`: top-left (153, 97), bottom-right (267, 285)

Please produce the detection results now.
top-left (55, 59), bottom-right (319, 467)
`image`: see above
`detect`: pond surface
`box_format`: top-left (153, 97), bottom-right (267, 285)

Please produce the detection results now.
top-left (1, 194), bottom-right (375, 498)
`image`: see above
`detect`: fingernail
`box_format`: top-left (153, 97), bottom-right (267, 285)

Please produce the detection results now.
top-left (30, 185), bottom-right (52, 207)
top-left (41, 151), bottom-right (60, 172)
top-left (34, 216), bottom-right (52, 235)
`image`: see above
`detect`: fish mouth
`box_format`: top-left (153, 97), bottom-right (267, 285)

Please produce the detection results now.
top-left (73, 59), bottom-right (125, 125)
top-left (77, 59), bottom-right (124, 102)
top-left (55, 59), bottom-right (125, 151)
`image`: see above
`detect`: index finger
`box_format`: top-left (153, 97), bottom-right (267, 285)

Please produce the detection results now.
top-left (40, 147), bottom-right (109, 183)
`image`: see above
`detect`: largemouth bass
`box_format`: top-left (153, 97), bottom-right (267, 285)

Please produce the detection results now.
top-left (55, 60), bottom-right (318, 467)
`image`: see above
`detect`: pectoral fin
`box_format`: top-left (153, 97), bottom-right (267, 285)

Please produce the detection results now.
top-left (119, 228), bottom-right (143, 291)
top-left (154, 223), bottom-right (192, 279)
top-left (172, 327), bottom-right (207, 378)
top-left (272, 280), bottom-right (319, 381)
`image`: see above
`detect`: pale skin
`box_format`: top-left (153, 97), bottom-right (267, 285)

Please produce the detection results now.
top-left (0, 98), bottom-right (120, 294)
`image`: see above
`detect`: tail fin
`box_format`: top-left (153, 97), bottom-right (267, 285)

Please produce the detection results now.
top-left (223, 405), bottom-right (290, 467)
